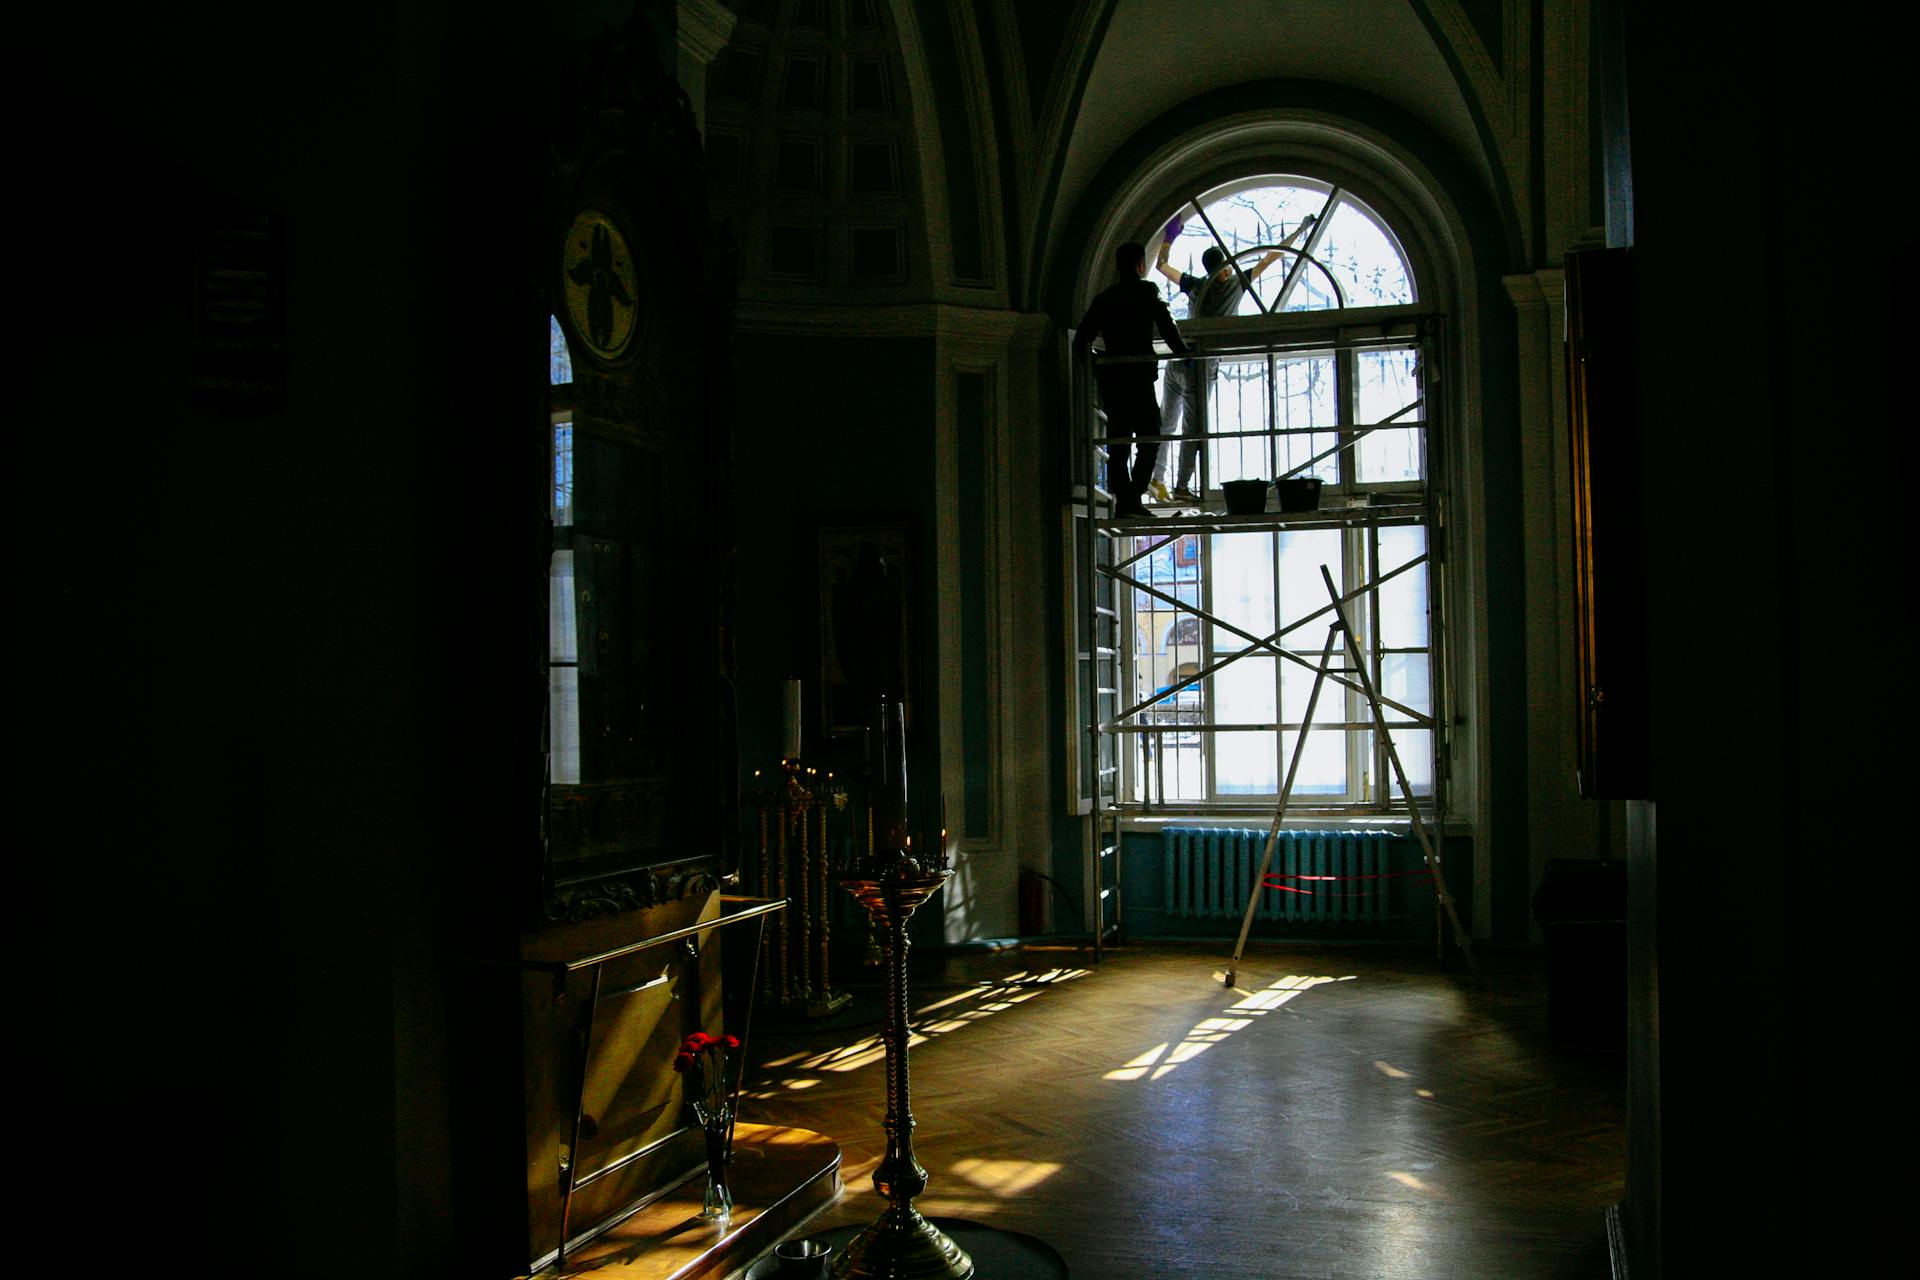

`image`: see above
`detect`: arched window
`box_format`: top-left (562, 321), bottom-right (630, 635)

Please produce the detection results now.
top-left (1158, 178), bottom-right (1415, 320)
top-left (548, 315), bottom-right (580, 784)
top-left (1073, 168), bottom-right (1444, 816)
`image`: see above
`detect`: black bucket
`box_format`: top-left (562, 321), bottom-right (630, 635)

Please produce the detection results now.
top-left (1275, 477), bottom-right (1324, 511)
top-left (1222, 479), bottom-right (1269, 514)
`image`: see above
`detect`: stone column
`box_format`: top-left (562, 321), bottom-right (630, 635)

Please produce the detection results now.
top-left (676, 0), bottom-right (737, 136)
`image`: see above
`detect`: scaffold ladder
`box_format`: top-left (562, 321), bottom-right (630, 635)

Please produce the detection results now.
top-left (1223, 564), bottom-right (1476, 985)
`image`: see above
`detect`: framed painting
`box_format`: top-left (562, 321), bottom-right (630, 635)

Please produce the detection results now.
top-left (817, 523), bottom-right (912, 739)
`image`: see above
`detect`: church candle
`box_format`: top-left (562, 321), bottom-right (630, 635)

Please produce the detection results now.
top-left (782, 678), bottom-right (803, 761)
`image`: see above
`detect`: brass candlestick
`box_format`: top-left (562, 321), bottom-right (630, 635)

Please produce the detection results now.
top-left (832, 845), bottom-right (972, 1280)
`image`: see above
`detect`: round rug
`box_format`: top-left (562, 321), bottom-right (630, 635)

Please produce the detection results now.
top-left (746, 1217), bottom-right (1067, 1279)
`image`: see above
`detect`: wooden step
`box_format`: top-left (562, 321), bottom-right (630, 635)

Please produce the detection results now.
top-left (527, 1124), bottom-right (840, 1279)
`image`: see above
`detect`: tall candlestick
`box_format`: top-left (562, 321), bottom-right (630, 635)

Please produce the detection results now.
top-left (837, 754), bottom-right (972, 1278)
top-left (783, 678), bottom-right (803, 761)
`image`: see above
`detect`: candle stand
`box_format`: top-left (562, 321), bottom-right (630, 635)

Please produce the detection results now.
top-left (751, 760), bottom-right (853, 1018)
top-left (831, 845), bottom-right (972, 1280)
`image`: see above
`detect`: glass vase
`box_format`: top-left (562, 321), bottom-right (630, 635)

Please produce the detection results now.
top-left (695, 1105), bottom-right (732, 1222)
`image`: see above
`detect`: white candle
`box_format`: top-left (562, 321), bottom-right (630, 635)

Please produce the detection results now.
top-left (877, 695), bottom-right (910, 849)
top-left (782, 678), bottom-right (803, 760)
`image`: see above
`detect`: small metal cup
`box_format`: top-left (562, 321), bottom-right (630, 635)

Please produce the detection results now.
top-left (775, 1237), bottom-right (834, 1279)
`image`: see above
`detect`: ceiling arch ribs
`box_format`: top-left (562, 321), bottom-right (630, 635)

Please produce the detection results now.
top-left (889, 0), bottom-right (1008, 304)
top-left (1019, 0), bottom-right (1114, 316)
top-left (1416, 0), bottom-right (1536, 264)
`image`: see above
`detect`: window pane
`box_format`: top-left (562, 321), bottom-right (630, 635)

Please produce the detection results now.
top-left (1216, 654), bottom-right (1276, 723)
top-left (1216, 731), bottom-right (1278, 794)
top-left (1142, 726), bottom-right (1206, 802)
top-left (1375, 525), bottom-right (1427, 648)
top-left (1370, 727), bottom-right (1433, 798)
top-left (1318, 199), bottom-right (1414, 307)
top-left (1273, 353), bottom-right (1339, 483)
top-left (1355, 348), bottom-right (1424, 482)
top-left (1379, 652), bottom-right (1432, 722)
top-left (1134, 536), bottom-right (1201, 710)
top-left (1160, 183), bottom-right (1326, 319)
top-left (550, 314), bottom-right (574, 385)
top-left (1213, 656), bottom-right (1274, 794)
top-left (1276, 528), bottom-right (1342, 649)
top-left (1209, 533), bottom-right (1273, 650)
top-left (1274, 257), bottom-right (1343, 313)
top-left (1276, 528), bottom-right (1349, 798)
top-left (1278, 641), bottom-right (1351, 797)
top-left (1217, 651), bottom-right (1278, 797)
top-left (550, 666), bottom-right (580, 784)
top-left (1205, 358), bottom-right (1270, 485)
top-left (1153, 179), bottom-right (1416, 320)
top-left (549, 550), bottom-right (580, 784)
top-left (1280, 728), bottom-right (1348, 795)
top-left (553, 422), bottom-right (575, 525)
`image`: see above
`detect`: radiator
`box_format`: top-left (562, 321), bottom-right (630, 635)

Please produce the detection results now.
top-left (1162, 827), bottom-right (1398, 923)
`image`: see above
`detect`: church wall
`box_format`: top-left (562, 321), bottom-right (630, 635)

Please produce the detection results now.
top-left (731, 330), bottom-right (946, 953)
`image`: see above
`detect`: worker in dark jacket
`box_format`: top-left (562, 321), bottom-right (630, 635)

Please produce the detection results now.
top-left (1074, 242), bottom-right (1192, 516)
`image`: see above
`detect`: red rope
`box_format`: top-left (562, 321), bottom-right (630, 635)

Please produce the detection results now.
top-left (1261, 869), bottom-right (1434, 898)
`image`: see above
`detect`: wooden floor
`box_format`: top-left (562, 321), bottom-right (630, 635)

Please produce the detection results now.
top-left (731, 943), bottom-right (1624, 1280)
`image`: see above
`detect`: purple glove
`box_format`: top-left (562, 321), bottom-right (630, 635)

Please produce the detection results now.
top-left (1164, 216), bottom-right (1185, 244)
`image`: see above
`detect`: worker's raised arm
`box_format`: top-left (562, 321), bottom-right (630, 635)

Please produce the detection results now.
top-left (1154, 214), bottom-right (1188, 285)
top-left (1246, 214), bottom-right (1319, 281)
top-left (1154, 237), bottom-right (1184, 286)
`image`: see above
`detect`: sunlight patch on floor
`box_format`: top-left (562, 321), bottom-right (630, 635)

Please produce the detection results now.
top-left (1103, 1042), bottom-right (1171, 1081)
top-left (1105, 974), bottom-right (1352, 1083)
top-left (746, 969), bottom-right (1086, 1093)
top-left (949, 1158), bottom-right (1061, 1196)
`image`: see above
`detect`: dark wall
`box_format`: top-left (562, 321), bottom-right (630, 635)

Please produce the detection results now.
top-left (11, 2), bottom-right (686, 1273)
top-left (1620, 4), bottom-right (1892, 1275)
top-left (731, 331), bottom-right (944, 951)
top-left (15, 3), bottom-right (458, 1270)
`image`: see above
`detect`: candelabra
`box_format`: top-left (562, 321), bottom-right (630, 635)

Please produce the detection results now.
top-left (830, 693), bottom-right (970, 1279)
top-left (832, 845), bottom-right (971, 1280)
top-left (751, 759), bottom-right (851, 1017)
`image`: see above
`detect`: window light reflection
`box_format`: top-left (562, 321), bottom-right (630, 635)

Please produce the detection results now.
top-left (949, 1158), bottom-right (1062, 1196)
top-left (1104, 974), bottom-right (1353, 1083)
top-left (748, 968), bottom-right (1088, 1090)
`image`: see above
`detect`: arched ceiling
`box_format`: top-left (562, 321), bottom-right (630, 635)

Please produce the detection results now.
top-left (1050, 0), bottom-right (1490, 255)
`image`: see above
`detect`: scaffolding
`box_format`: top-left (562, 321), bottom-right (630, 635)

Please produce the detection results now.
top-left (1070, 315), bottom-right (1451, 953)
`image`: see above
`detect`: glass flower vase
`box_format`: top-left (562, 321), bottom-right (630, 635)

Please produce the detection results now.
top-left (694, 1104), bottom-right (733, 1222)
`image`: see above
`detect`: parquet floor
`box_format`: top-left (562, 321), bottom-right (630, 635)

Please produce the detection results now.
top-left (731, 943), bottom-right (1623, 1279)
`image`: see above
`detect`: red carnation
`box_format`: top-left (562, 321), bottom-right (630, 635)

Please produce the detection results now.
top-left (671, 1028), bottom-right (739, 1126)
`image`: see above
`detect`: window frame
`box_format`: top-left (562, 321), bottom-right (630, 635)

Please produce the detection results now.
top-left (1071, 177), bottom-right (1449, 822)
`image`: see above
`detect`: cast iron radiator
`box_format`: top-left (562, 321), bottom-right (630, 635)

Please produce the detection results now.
top-left (1162, 827), bottom-right (1398, 923)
